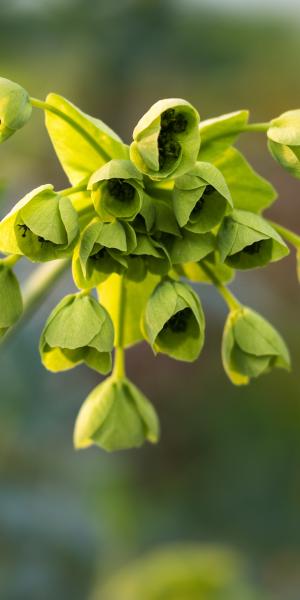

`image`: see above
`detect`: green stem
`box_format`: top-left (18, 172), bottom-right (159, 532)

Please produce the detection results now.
top-left (240, 122), bottom-right (270, 133)
top-left (113, 275), bottom-right (126, 379)
top-left (0, 254), bottom-right (21, 268)
top-left (0, 259), bottom-right (69, 346)
top-left (200, 260), bottom-right (241, 311)
top-left (268, 220), bottom-right (300, 248)
top-left (30, 97), bottom-right (111, 163)
top-left (59, 180), bottom-right (88, 196)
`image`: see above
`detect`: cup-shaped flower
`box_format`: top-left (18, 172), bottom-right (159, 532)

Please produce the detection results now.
top-left (0, 185), bottom-right (79, 261)
top-left (72, 218), bottom-right (136, 288)
top-left (217, 209), bottom-right (288, 269)
top-left (222, 306), bottom-right (290, 385)
top-left (40, 293), bottom-right (114, 374)
top-left (267, 110), bottom-right (300, 179)
top-left (89, 159), bottom-right (143, 221)
top-left (74, 376), bottom-right (160, 452)
top-left (173, 161), bottom-right (233, 233)
top-left (0, 77), bottom-right (32, 143)
top-left (142, 279), bottom-right (205, 361)
top-left (131, 234), bottom-right (171, 276)
top-left (130, 99), bottom-right (200, 180)
top-left (0, 264), bottom-right (23, 337)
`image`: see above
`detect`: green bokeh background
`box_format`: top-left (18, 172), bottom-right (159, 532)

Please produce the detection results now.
top-left (1, 1), bottom-right (300, 598)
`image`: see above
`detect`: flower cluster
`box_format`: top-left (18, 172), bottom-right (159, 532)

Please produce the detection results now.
top-left (1, 77), bottom-right (300, 452)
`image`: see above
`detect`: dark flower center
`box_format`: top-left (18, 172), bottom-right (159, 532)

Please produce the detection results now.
top-left (107, 178), bottom-right (135, 201)
top-left (158, 108), bottom-right (187, 169)
top-left (163, 307), bottom-right (190, 333)
top-left (190, 185), bottom-right (215, 218)
top-left (90, 247), bottom-right (106, 261)
top-left (243, 241), bottom-right (262, 255)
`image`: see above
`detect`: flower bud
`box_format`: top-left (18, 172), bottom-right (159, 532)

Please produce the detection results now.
top-left (0, 185), bottom-right (79, 261)
top-left (142, 279), bottom-right (205, 361)
top-left (173, 161), bottom-right (232, 233)
top-left (0, 264), bottom-right (23, 337)
top-left (0, 77), bottom-right (32, 143)
top-left (89, 159), bottom-right (143, 221)
top-left (72, 218), bottom-right (136, 288)
top-left (267, 110), bottom-right (300, 178)
top-left (131, 234), bottom-right (171, 276)
top-left (74, 376), bottom-right (160, 452)
top-left (130, 99), bottom-right (200, 180)
top-left (222, 307), bottom-right (290, 385)
top-left (40, 293), bottom-right (114, 374)
top-left (217, 209), bottom-right (288, 269)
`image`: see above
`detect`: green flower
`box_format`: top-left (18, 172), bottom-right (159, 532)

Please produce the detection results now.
top-left (89, 159), bottom-right (143, 221)
top-left (217, 209), bottom-right (288, 269)
top-left (222, 306), bottom-right (290, 385)
top-left (40, 293), bottom-right (114, 374)
top-left (0, 185), bottom-right (79, 261)
top-left (74, 376), bottom-right (160, 452)
top-left (173, 161), bottom-right (232, 233)
top-left (130, 99), bottom-right (200, 180)
top-left (72, 218), bottom-right (136, 288)
top-left (0, 264), bottom-right (23, 337)
top-left (131, 234), bottom-right (171, 276)
top-left (0, 77), bottom-right (32, 143)
top-left (142, 279), bottom-right (205, 361)
top-left (267, 110), bottom-right (300, 178)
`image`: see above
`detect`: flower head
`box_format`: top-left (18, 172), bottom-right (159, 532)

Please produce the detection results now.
top-left (0, 77), bottom-right (32, 143)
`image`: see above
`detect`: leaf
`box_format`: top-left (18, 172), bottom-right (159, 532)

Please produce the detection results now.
top-left (169, 230), bottom-right (215, 264)
top-left (45, 93), bottom-right (129, 185)
top-left (0, 265), bottom-right (23, 331)
top-left (268, 110), bottom-right (300, 145)
top-left (213, 147), bottom-right (277, 213)
top-left (198, 110), bottom-right (249, 161)
top-left (98, 272), bottom-right (160, 348)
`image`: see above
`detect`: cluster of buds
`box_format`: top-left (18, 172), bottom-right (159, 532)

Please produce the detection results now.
top-left (1, 77), bottom-right (300, 452)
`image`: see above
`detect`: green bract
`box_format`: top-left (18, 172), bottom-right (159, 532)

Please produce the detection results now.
top-left (0, 77), bottom-right (32, 143)
top-left (217, 209), bottom-right (288, 269)
top-left (0, 264), bottom-right (23, 337)
top-left (131, 234), bottom-right (171, 276)
top-left (198, 109), bottom-right (249, 161)
top-left (268, 110), bottom-right (300, 179)
top-left (173, 161), bottom-right (232, 233)
top-left (74, 376), bottom-right (160, 451)
top-left (130, 99), bottom-right (200, 180)
top-left (142, 279), bottom-right (205, 361)
top-left (0, 185), bottom-right (79, 261)
top-left (222, 307), bottom-right (290, 385)
top-left (72, 218), bottom-right (136, 288)
top-left (89, 159), bottom-right (143, 221)
top-left (40, 293), bottom-right (114, 374)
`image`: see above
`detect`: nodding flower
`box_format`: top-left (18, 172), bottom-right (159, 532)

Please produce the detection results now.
top-left (0, 77), bottom-right (32, 143)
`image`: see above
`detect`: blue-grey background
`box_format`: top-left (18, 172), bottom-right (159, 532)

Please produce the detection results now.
top-left (1, 1), bottom-right (300, 598)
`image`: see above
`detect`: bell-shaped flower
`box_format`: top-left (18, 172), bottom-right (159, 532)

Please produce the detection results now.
top-left (74, 376), bottom-right (160, 452)
top-left (142, 279), bottom-right (205, 361)
top-left (131, 234), bottom-right (171, 276)
top-left (222, 306), bottom-right (290, 385)
top-left (217, 209), bottom-right (288, 269)
top-left (40, 293), bottom-right (114, 374)
top-left (173, 161), bottom-right (233, 233)
top-left (89, 159), bottom-right (143, 221)
top-left (72, 218), bottom-right (136, 288)
top-left (0, 185), bottom-right (79, 261)
top-left (0, 77), bottom-right (32, 143)
top-left (267, 110), bottom-right (300, 179)
top-left (130, 99), bottom-right (200, 180)
top-left (0, 264), bottom-right (23, 337)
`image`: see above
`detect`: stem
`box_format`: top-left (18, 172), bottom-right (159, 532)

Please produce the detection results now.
top-left (113, 275), bottom-right (126, 379)
top-left (0, 254), bottom-right (21, 268)
top-left (268, 220), bottom-right (300, 248)
top-left (240, 122), bottom-right (270, 133)
top-left (59, 181), bottom-right (88, 196)
top-left (0, 259), bottom-right (69, 346)
top-left (200, 260), bottom-right (241, 311)
top-left (30, 97), bottom-right (111, 163)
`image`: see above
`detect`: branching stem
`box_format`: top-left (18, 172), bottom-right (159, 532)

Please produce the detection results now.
top-left (200, 260), bottom-right (241, 311)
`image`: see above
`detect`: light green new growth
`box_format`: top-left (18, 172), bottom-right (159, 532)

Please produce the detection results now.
top-left (0, 76), bottom-right (299, 453)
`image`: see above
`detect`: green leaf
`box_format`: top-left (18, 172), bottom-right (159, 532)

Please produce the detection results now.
top-left (130, 98), bottom-right (200, 180)
top-left (142, 279), bottom-right (205, 361)
top-left (45, 93), bottom-right (129, 185)
top-left (168, 230), bottom-right (215, 264)
top-left (178, 253), bottom-right (234, 285)
top-left (214, 147), bottom-right (277, 213)
top-left (0, 265), bottom-right (23, 337)
top-left (73, 376), bottom-right (160, 451)
top-left (198, 110), bottom-right (249, 161)
top-left (98, 272), bottom-right (160, 348)
top-left (0, 77), bottom-right (32, 143)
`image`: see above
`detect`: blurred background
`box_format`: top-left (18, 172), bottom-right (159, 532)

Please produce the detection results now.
top-left (1, 0), bottom-right (300, 598)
